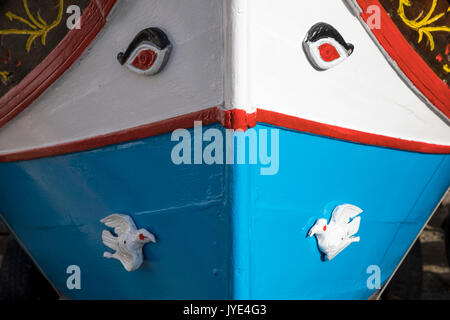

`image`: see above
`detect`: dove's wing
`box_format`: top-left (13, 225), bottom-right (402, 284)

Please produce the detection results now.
top-left (346, 216), bottom-right (361, 237)
top-left (101, 214), bottom-right (136, 236)
top-left (102, 230), bottom-right (119, 250)
top-left (331, 204), bottom-right (362, 225)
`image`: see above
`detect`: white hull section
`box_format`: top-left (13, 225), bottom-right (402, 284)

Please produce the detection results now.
top-left (0, 0), bottom-right (224, 155)
top-left (236, 0), bottom-right (449, 145)
top-left (0, 0), bottom-right (448, 156)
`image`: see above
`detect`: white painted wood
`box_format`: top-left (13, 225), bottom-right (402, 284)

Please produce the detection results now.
top-left (224, 0), bottom-right (254, 113)
top-left (0, 0), bottom-right (224, 155)
top-left (241, 0), bottom-right (449, 145)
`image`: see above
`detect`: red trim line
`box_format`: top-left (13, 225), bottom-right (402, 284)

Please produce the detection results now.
top-left (355, 0), bottom-right (450, 119)
top-left (0, 0), bottom-right (118, 128)
top-left (0, 107), bottom-right (448, 162)
top-left (223, 109), bottom-right (257, 131)
top-left (0, 107), bottom-right (225, 162)
top-left (255, 109), bottom-right (450, 154)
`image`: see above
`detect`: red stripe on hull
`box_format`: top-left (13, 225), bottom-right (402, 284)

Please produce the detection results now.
top-left (0, 107), bottom-right (448, 162)
top-left (0, 107), bottom-right (225, 162)
top-left (355, 0), bottom-right (450, 119)
top-left (256, 109), bottom-right (450, 154)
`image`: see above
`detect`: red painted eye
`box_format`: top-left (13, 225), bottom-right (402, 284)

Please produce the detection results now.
top-left (139, 234), bottom-right (147, 240)
top-left (323, 225), bottom-right (327, 232)
top-left (132, 49), bottom-right (157, 70)
top-left (318, 43), bottom-right (340, 62)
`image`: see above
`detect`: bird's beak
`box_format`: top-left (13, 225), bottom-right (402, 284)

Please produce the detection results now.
top-left (308, 228), bottom-right (316, 237)
top-left (148, 233), bottom-right (156, 243)
top-left (140, 230), bottom-right (157, 243)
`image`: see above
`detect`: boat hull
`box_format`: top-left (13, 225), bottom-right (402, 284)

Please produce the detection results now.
top-left (0, 123), bottom-right (448, 299)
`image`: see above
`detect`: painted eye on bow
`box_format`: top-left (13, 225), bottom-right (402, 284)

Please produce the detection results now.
top-left (318, 43), bottom-right (341, 62)
top-left (117, 27), bottom-right (172, 76)
top-left (131, 49), bottom-right (158, 71)
top-left (303, 22), bottom-right (354, 71)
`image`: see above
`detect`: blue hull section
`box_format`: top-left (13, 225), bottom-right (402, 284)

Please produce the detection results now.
top-left (0, 124), bottom-right (232, 299)
top-left (0, 123), bottom-right (449, 299)
top-left (233, 124), bottom-right (450, 299)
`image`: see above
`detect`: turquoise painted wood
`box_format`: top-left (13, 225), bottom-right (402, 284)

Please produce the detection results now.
top-left (232, 124), bottom-right (450, 299)
top-left (0, 123), bottom-right (448, 299)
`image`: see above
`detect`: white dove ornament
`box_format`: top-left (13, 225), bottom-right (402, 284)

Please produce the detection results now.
top-left (308, 204), bottom-right (362, 261)
top-left (101, 214), bottom-right (156, 271)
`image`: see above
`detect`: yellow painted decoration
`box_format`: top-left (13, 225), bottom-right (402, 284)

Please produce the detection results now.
top-left (444, 64), bottom-right (450, 73)
top-left (397, 0), bottom-right (450, 51)
top-left (0, 71), bottom-right (10, 83)
top-left (0, 0), bottom-right (64, 52)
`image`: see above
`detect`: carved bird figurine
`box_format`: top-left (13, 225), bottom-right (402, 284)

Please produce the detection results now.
top-left (308, 204), bottom-right (362, 261)
top-left (101, 214), bottom-right (156, 272)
